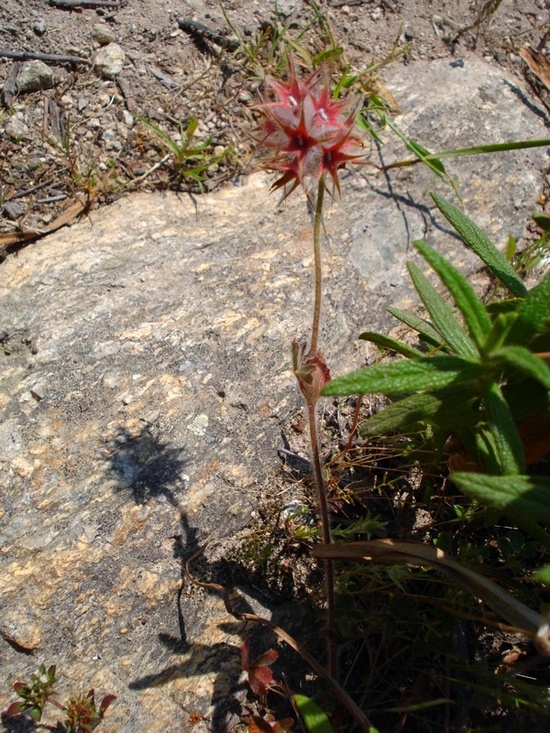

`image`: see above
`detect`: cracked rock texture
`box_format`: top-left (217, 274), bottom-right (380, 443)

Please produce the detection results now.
top-left (0, 56), bottom-right (548, 732)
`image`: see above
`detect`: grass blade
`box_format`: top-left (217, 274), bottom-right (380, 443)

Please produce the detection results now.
top-left (386, 138), bottom-right (550, 167)
top-left (313, 539), bottom-right (545, 636)
top-left (385, 118), bottom-right (458, 192)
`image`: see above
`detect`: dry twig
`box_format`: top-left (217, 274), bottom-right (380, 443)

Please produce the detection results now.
top-left (0, 196), bottom-right (89, 250)
top-left (46, 0), bottom-right (128, 9)
top-left (185, 545), bottom-right (373, 731)
top-left (0, 48), bottom-right (88, 64)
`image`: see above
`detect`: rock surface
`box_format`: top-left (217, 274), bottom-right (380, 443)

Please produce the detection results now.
top-left (1, 56), bottom-right (548, 732)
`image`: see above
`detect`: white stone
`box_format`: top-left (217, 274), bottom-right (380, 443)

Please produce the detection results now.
top-left (93, 43), bottom-right (125, 79)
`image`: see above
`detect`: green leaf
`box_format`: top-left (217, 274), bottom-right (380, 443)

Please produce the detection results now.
top-left (187, 117), bottom-right (198, 137)
top-left (407, 261), bottom-right (478, 357)
top-left (506, 233), bottom-right (517, 260)
top-left (312, 46), bottom-right (344, 66)
top-left (322, 356), bottom-right (485, 397)
top-left (387, 307), bottom-right (443, 348)
top-left (425, 137), bottom-right (550, 159)
top-left (482, 312), bottom-right (518, 354)
top-left (533, 566), bottom-right (550, 585)
top-left (293, 695), bottom-right (335, 733)
top-left (491, 346), bottom-right (550, 389)
top-left (483, 381), bottom-right (525, 474)
top-left (359, 332), bottom-right (424, 359)
top-left (486, 298), bottom-right (522, 316)
top-left (430, 193), bottom-right (528, 298)
top-left (531, 213), bottom-right (550, 232)
top-left (360, 386), bottom-right (478, 436)
top-left (451, 473), bottom-right (550, 522)
top-left (414, 239), bottom-right (491, 351)
top-left (507, 271), bottom-right (550, 346)
top-left (386, 118), bottom-right (452, 184)
top-left (471, 423), bottom-right (502, 475)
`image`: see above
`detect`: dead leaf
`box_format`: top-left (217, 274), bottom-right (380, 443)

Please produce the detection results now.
top-left (0, 195), bottom-right (89, 251)
top-left (520, 46), bottom-right (550, 90)
top-left (242, 639), bottom-right (279, 696)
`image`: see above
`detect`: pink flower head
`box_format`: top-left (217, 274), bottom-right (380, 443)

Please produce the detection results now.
top-left (255, 56), bottom-right (366, 197)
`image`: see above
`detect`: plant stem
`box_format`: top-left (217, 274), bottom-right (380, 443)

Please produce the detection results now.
top-left (309, 177), bottom-right (325, 358)
top-left (304, 176), bottom-right (337, 678)
top-left (307, 402), bottom-right (337, 679)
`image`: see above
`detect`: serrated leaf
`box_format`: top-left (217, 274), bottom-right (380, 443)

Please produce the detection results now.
top-left (507, 271), bottom-right (550, 346)
top-left (322, 356), bottom-right (485, 397)
top-left (359, 331), bottom-right (424, 359)
top-left (293, 695), bottom-right (334, 733)
top-left (414, 239), bottom-right (491, 351)
top-left (387, 307), bottom-right (443, 348)
top-left (483, 380), bottom-right (525, 474)
top-left (451, 473), bottom-right (550, 522)
top-left (407, 261), bottom-right (478, 357)
top-left (360, 386), bottom-right (478, 436)
top-left (430, 193), bottom-right (528, 298)
top-left (492, 346), bottom-right (550, 389)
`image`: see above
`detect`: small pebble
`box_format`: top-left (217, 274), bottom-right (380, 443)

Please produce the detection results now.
top-left (2, 201), bottom-right (25, 220)
top-left (92, 22), bottom-right (116, 45)
top-left (34, 19), bottom-right (47, 36)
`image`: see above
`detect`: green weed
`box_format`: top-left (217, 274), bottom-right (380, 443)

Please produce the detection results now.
top-left (137, 115), bottom-right (230, 190)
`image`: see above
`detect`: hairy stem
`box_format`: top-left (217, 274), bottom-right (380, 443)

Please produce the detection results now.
top-left (307, 402), bottom-right (337, 678)
top-left (309, 177), bottom-right (325, 357)
top-left (304, 176), bottom-right (337, 677)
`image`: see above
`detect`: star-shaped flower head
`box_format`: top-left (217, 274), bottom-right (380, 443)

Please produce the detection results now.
top-left (255, 56), bottom-right (367, 198)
